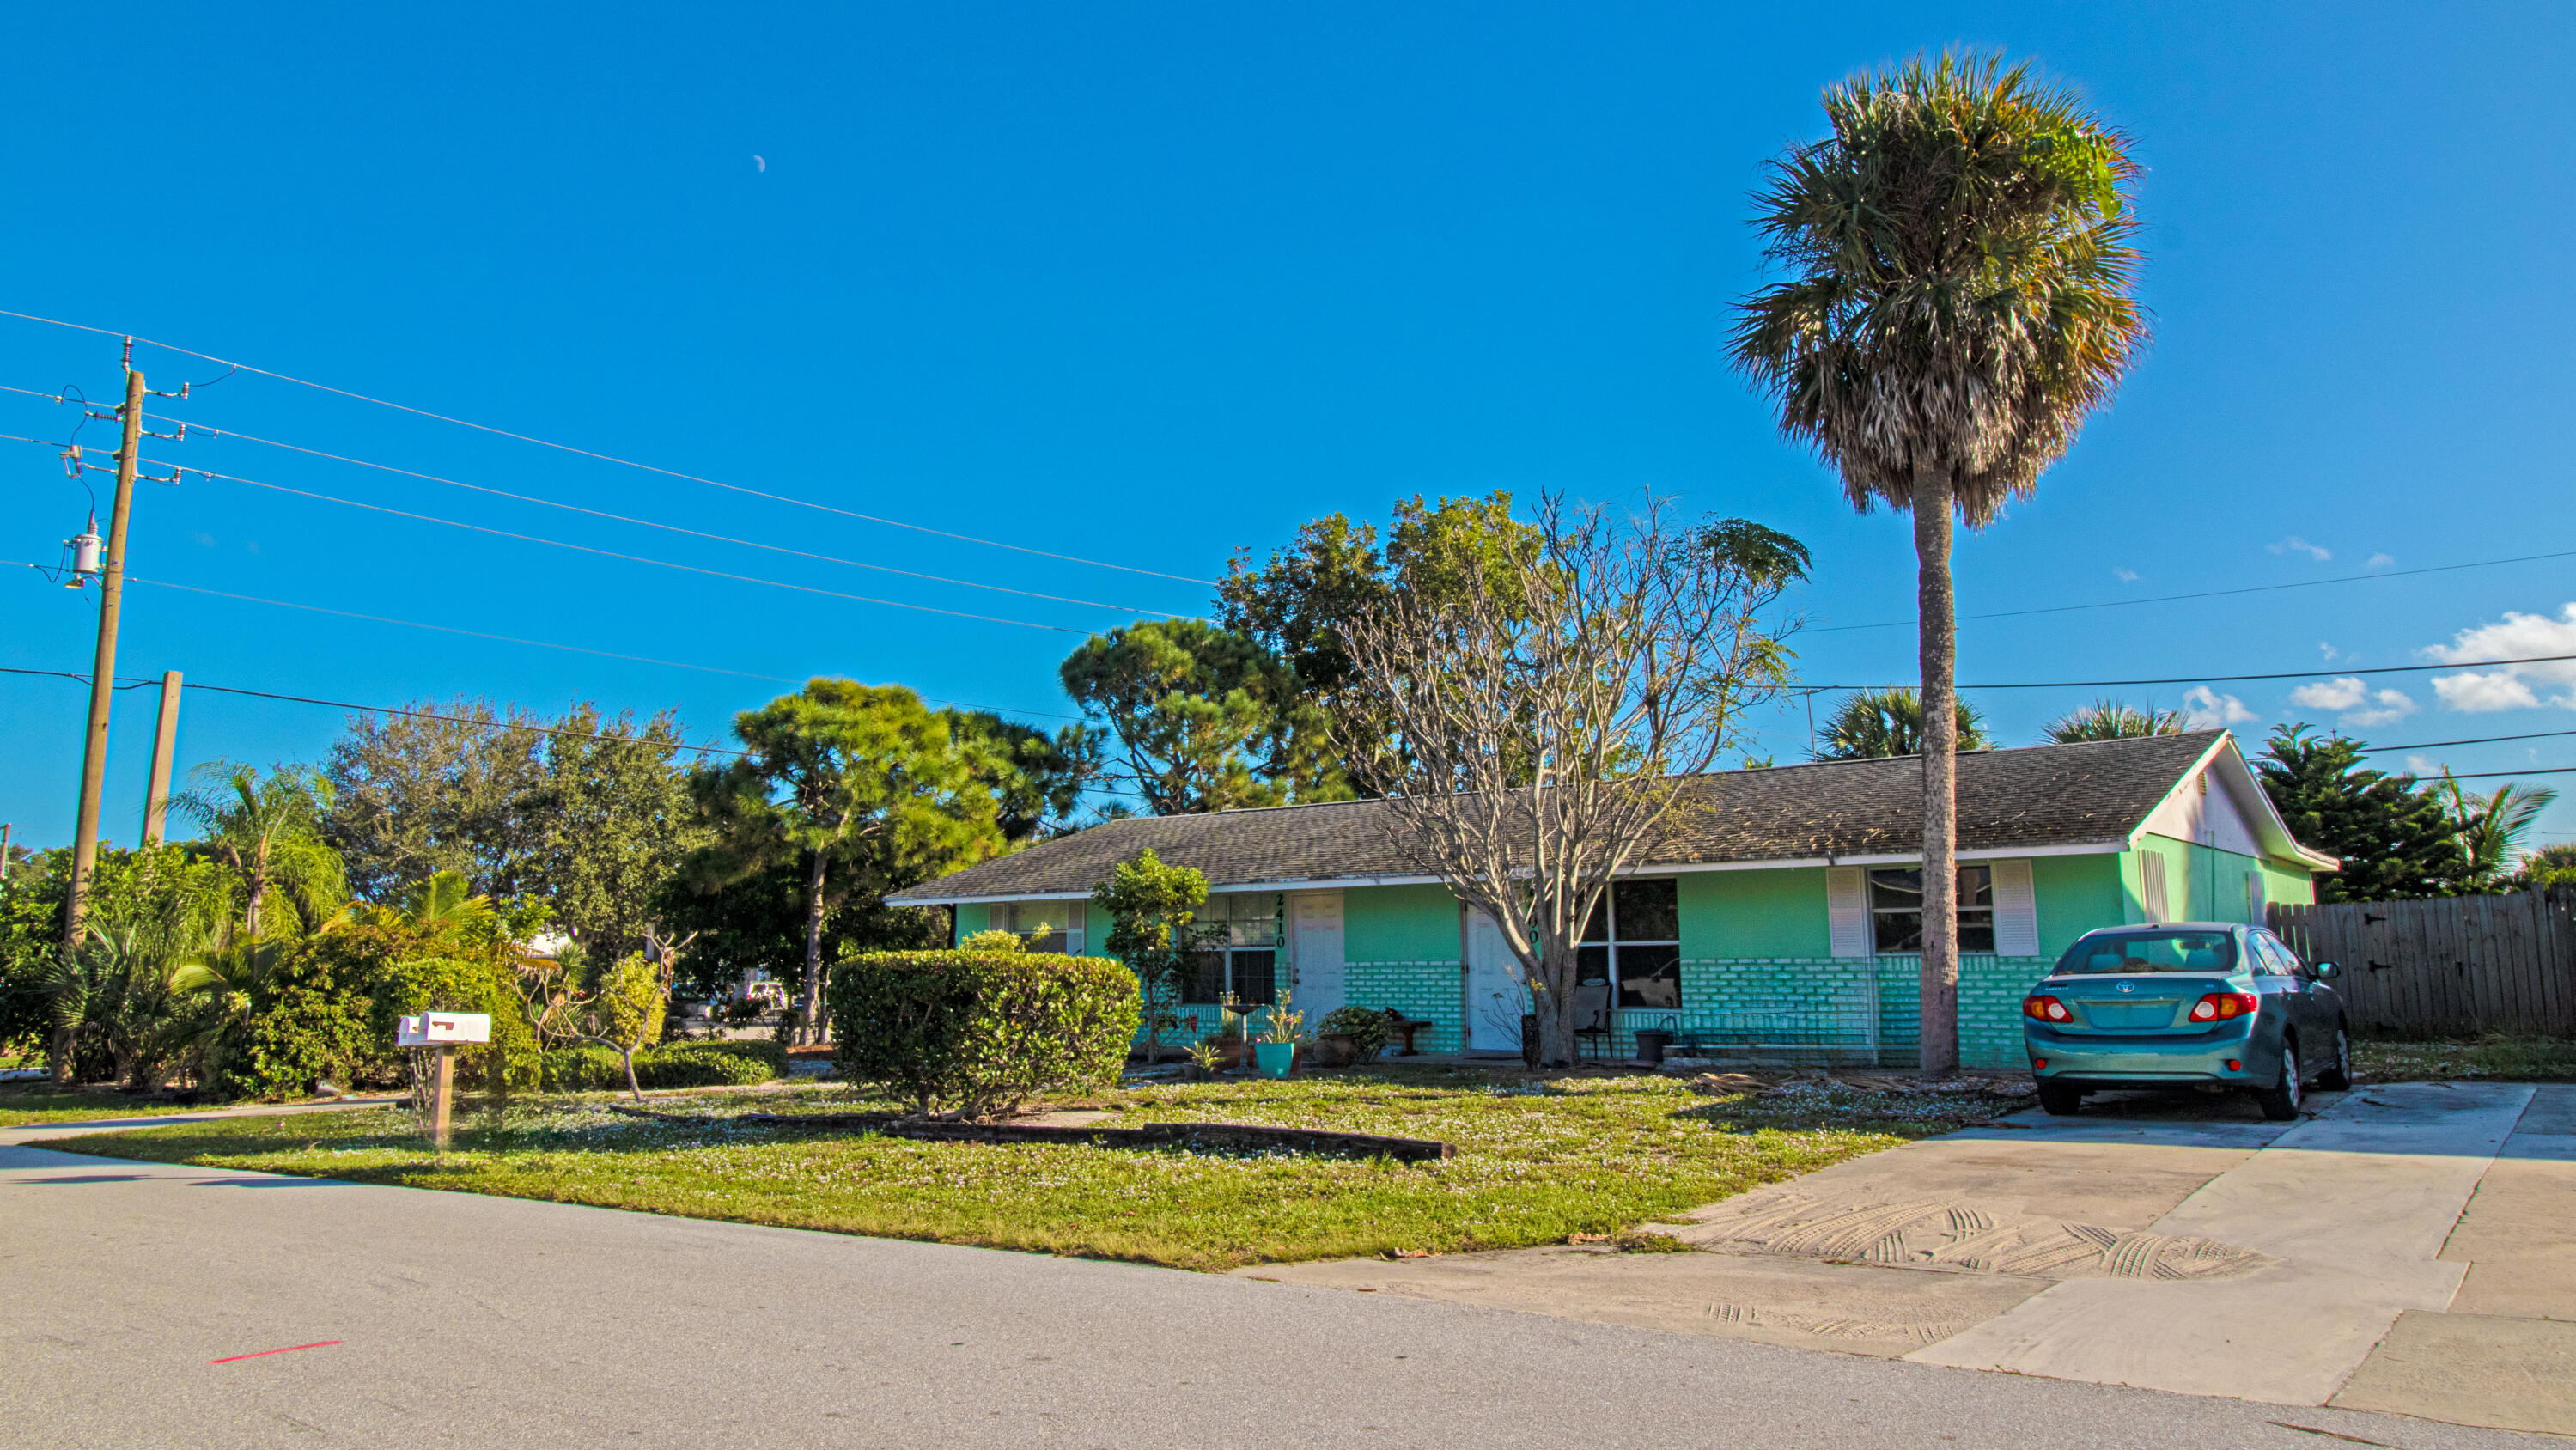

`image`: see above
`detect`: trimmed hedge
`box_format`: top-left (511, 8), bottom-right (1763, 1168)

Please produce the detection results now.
top-left (828, 950), bottom-right (1141, 1118)
top-left (539, 1040), bottom-right (789, 1092)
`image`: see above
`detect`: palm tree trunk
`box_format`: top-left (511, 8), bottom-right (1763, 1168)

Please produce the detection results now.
top-left (799, 849), bottom-right (829, 1046)
top-left (47, 1025), bottom-right (75, 1089)
top-left (1913, 463), bottom-right (1960, 1078)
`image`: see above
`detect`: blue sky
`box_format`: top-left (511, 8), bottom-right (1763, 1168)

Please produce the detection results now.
top-left (4, 2), bottom-right (2573, 850)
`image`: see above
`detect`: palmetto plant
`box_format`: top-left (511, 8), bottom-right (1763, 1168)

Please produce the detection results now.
top-left (49, 918), bottom-right (202, 1088)
top-left (2044, 698), bottom-right (2188, 743)
top-left (166, 938), bottom-right (292, 1088)
top-left (178, 761), bottom-right (348, 939)
top-left (1816, 687), bottom-right (1990, 760)
top-left (1731, 52), bottom-right (2147, 1073)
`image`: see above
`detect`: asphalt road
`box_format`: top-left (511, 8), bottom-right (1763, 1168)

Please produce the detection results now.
top-left (3, 1138), bottom-right (2555, 1450)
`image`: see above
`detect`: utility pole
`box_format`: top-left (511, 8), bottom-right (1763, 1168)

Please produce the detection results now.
top-left (140, 670), bottom-right (183, 846)
top-left (60, 364), bottom-right (144, 955)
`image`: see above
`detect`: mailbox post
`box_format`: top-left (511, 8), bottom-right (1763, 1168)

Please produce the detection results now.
top-left (394, 1013), bottom-right (494, 1150)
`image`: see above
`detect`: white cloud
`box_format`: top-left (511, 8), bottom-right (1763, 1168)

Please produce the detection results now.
top-left (2433, 672), bottom-right (2543, 712)
top-left (2422, 603), bottom-right (2576, 712)
top-left (2114, 569), bottom-right (2139, 583)
top-left (2317, 642), bottom-right (2340, 661)
top-left (2287, 677), bottom-right (2415, 728)
top-left (2407, 754), bottom-right (2443, 777)
top-left (2288, 678), bottom-right (2367, 711)
top-left (2366, 553), bottom-right (2394, 569)
top-left (2182, 686), bottom-right (2256, 728)
top-left (2268, 536), bottom-right (2332, 562)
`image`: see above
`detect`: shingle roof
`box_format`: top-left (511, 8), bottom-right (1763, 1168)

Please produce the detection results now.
top-left (886, 731), bottom-right (2233, 904)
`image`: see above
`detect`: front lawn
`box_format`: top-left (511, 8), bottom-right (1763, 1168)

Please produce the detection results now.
top-left (2355, 1036), bottom-right (2576, 1084)
top-left (46, 1067), bottom-right (2009, 1270)
top-left (0, 1086), bottom-right (195, 1127)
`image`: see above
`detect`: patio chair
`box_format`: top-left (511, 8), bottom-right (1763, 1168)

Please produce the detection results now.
top-left (1571, 980), bottom-right (1614, 1062)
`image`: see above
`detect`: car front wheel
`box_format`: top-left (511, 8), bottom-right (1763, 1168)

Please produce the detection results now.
top-left (2255, 1043), bottom-right (2304, 1122)
top-left (2037, 1082), bottom-right (2085, 1117)
top-left (2316, 1023), bottom-right (2353, 1092)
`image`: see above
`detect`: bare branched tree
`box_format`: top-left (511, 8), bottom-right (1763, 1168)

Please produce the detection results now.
top-left (1337, 495), bottom-right (1807, 1065)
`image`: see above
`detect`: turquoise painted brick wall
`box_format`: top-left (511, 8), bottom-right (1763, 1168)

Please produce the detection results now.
top-left (1344, 958), bottom-right (1462, 1053)
top-left (1864, 955), bottom-right (2056, 1069)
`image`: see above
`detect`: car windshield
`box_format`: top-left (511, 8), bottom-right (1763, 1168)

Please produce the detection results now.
top-left (2055, 930), bottom-right (2238, 974)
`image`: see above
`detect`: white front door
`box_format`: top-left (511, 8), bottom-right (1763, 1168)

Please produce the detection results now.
top-left (1465, 911), bottom-right (1526, 1052)
top-left (1289, 892), bottom-right (1346, 1019)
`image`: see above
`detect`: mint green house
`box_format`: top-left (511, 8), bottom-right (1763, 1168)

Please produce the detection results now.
top-left (886, 731), bottom-right (2335, 1069)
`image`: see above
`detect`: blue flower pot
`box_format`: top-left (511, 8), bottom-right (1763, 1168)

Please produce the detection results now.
top-left (1253, 1041), bottom-right (1296, 1078)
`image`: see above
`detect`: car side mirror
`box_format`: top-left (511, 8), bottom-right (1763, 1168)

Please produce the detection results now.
top-left (2310, 960), bottom-right (2340, 980)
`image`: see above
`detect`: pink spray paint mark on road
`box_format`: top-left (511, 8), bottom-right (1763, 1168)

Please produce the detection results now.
top-left (210, 1340), bottom-right (341, 1365)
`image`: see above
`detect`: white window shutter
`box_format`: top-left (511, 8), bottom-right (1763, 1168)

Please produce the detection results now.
top-left (2140, 853), bottom-right (2169, 923)
top-left (1990, 858), bottom-right (2038, 956)
top-left (1827, 867), bottom-right (1869, 958)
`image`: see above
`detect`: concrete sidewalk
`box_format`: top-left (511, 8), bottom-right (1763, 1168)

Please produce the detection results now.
top-left (1254, 1083), bottom-right (2576, 1436)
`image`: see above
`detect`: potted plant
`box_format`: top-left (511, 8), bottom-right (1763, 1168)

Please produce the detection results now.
top-left (1252, 990), bottom-right (1305, 1078)
top-left (1316, 1005), bottom-right (1394, 1067)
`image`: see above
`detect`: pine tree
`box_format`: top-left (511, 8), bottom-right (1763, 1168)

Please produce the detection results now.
top-left (2255, 725), bottom-right (2468, 902)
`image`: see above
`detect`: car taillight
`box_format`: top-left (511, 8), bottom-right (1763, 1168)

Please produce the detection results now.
top-left (2189, 992), bottom-right (2259, 1022)
top-left (2023, 994), bottom-right (2073, 1022)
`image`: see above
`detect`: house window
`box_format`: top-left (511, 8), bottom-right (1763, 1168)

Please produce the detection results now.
top-left (1580, 879), bottom-right (1682, 1009)
top-left (1186, 893), bottom-right (1280, 1006)
top-left (990, 901), bottom-right (1086, 955)
top-left (1867, 868), bottom-right (1995, 953)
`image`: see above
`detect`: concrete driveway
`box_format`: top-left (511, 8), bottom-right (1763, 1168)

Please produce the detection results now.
top-left (1254, 1082), bottom-right (2576, 1437)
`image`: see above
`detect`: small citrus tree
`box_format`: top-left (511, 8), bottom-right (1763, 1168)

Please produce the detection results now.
top-left (1091, 850), bottom-right (1207, 1064)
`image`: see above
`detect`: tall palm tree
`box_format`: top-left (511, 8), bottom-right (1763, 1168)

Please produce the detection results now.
top-left (1732, 52), bottom-right (2147, 1074)
top-left (2044, 698), bottom-right (2187, 743)
top-left (1815, 688), bottom-right (1989, 760)
top-left (177, 761), bottom-right (348, 939)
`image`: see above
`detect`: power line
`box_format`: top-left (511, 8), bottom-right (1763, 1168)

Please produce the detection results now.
top-left (133, 411), bottom-right (1183, 618)
top-left (0, 308), bottom-right (1216, 586)
top-left (1806, 547), bottom-right (2576, 633)
top-left (1813, 654), bottom-right (2576, 691)
top-left (124, 574), bottom-right (1087, 722)
top-left (153, 457), bottom-right (1098, 635)
top-left (1, 559), bottom-right (1087, 722)
top-left (2362, 729), bottom-right (2576, 753)
top-left (0, 662), bottom-right (744, 754)
top-left (183, 679), bottom-right (751, 757)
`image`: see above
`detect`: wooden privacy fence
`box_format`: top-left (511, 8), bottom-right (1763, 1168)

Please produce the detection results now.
top-left (2269, 887), bottom-right (2576, 1038)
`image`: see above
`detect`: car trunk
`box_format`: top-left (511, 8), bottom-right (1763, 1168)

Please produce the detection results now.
top-left (2044, 975), bottom-right (2240, 1033)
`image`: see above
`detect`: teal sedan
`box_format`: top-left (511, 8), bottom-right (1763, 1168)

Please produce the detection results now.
top-left (2023, 922), bottom-right (2349, 1121)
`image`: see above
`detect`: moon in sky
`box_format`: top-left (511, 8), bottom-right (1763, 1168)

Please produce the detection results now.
top-left (753, 155), bottom-right (766, 172)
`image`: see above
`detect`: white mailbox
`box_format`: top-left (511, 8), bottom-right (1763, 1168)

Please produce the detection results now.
top-left (395, 1012), bottom-right (493, 1047)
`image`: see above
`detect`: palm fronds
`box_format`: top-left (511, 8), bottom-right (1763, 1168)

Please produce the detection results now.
top-left (2043, 698), bottom-right (2187, 743)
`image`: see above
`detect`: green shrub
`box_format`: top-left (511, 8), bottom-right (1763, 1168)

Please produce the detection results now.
top-left (221, 945), bottom-right (374, 1100)
top-left (373, 955), bottom-right (540, 1095)
top-left (828, 949), bottom-right (1140, 1118)
top-left (1318, 1006), bottom-right (1394, 1060)
top-left (539, 1040), bottom-right (789, 1092)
